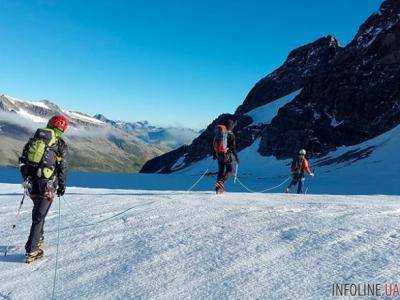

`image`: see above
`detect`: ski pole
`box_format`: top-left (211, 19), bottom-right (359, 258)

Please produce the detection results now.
top-left (305, 169), bottom-right (316, 195)
top-left (234, 163), bottom-right (239, 184)
top-left (4, 188), bottom-right (27, 256)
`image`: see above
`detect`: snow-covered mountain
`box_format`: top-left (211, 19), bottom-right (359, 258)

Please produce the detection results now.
top-left (93, 114), bottom-right (198, 149)
top-left (141, 0), bottom-right (400, 180)
top-left (0, 94), bottom-right (198, 172)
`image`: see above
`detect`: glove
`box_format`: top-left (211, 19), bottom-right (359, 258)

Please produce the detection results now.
top-left (57, 186), bottom-right (65, 197)
top-left (22, 179), bottom-right (32, 190)
top-left (309, 173), bottom-right (315, 177)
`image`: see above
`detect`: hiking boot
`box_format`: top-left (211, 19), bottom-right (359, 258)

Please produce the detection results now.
top-left (37, 237), bottom-right (44, 249)
top-left (25, 249), bottom-right (44, 264)
top-left (215, 181), bottom-right (224, 194)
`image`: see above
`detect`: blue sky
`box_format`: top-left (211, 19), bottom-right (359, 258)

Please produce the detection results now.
top-left (0, 0), bottom-right (382, 128)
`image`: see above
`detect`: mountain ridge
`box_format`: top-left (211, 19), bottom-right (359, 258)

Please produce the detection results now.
top-left (0, 94), bottom-right (198, 172)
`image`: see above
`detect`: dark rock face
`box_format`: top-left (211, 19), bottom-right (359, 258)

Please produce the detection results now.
top-left (141, 114), bottom-right (255, 173)
top-left (140, 145), bottom-right (188, 173)
top-left (141, 37), bottom-right (339, 173)
top-left (142, 0), bottom-right (400, 173)
top-left (235, 36), bottom-right (340, 115)
top-left (260, 0), bottom-right (400, 159)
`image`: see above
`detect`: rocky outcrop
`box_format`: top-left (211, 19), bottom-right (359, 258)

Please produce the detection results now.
top-left (235, 36), bottom-right (340, 115)
top-left (259, 0), bottom-right (400, 159)
top-left (141, 0), bottom-right (400, 174)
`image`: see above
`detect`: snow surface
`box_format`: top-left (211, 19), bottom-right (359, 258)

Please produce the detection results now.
top-left (16, 109), bottom-right (47, 123)
top-left (1, 183), bottom-right (400, 299)
top-left (246, 90), bottom-right (301, 125)
top-left (171, 154), bottom-right (187, 171)
top-left (66, 111), bottom-right (105, 125)
top-left (26, 101), bottom-right (49, 110)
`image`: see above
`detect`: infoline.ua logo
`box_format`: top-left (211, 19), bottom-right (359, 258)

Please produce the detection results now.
top-left (332, 283), bottom-right (400, 298)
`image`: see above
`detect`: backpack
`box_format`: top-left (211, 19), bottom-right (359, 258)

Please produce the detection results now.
top-left (291, 157), bottom-right (304, 174)
top-left (213, 125), bottom-right (228, 154)
top-left (26, 128), bottom-right (57, 166)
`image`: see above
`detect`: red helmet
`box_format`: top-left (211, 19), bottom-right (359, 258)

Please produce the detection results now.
top-left (48, 115), bottom-right (69, 132)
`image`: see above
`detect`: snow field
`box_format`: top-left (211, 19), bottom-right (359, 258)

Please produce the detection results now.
top-left (1, 184), bottom-right (400, 299)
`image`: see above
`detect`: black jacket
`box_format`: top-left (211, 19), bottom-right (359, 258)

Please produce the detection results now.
top-left (20, 136), bottom-right (68, 189)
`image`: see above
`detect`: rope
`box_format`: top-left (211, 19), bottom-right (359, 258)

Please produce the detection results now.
top-left (60, 161), bottom-right (213, 229)
top-left (61, 196), bottom-right (155, 229)
top-left (233, 164), bottom-right (238, 184)
top-left (51, 197), bottom-right (62, 300)
top-left (186, 161), bottom-right (213, 192)
top-left (236, 176), bottom-right (291, 194)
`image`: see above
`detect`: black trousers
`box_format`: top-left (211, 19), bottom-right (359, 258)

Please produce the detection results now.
top-left (25, 196), bottom-right (53, 253)
top-left (217, 160), bottom-right (234, 183)
top-left (288, 173), bottom-right (305, 194)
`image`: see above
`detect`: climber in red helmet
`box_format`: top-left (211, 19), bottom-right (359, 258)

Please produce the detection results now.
top-left (19, 115), bottom-right (69, 263)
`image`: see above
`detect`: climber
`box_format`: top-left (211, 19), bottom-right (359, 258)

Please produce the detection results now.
top-left (285, 149), bottom-right (314, 194)
top-left (212, 119), bottom-right (239, 194)
top-left (19, 115), bottom-right (69, 263)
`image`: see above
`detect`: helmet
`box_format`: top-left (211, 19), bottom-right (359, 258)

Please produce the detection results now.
top-left (48, 115), bottom-right (69, 132)
top-left (299, 149), bottom-right (306, 156)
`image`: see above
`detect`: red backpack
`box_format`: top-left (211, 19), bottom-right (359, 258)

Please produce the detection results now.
top-left (213, 125), bottom-right (228, 153)
top-left (291, 157), bottom-right (304, 173)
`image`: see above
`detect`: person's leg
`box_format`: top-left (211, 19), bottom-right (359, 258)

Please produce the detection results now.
top-left (297, 176), bottom-right (305, 194)
top-left (217, 161), bottom-right (226, 181)
top-left (215, 160), bottom-right (226, 192)
top-left (222, 162), bottom-right (234, 183)
top-left (25, 196), bottom-right (52, 253)
top-left (286, 176), bottom-right (297, 192)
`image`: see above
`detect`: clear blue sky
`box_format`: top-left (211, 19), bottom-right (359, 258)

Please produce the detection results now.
top-left (0, 0), bottom-right (382, 128)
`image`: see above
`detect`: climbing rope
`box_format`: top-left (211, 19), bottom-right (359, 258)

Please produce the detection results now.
top-left (61, 196), bottom-right (155, 229)
top-left (186, 161), bottom-right (213, 192)
top-left (60, 162), bottom-right (214, 229)
top-left (51, 197), bottom-right (62, 300)
top-left (235, 176), bottom-right (291, 193)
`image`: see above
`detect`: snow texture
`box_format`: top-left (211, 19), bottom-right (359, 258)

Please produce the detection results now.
top-left (246, 90), bottom-right (301, 125)
top-left (66, 111), bottom-right (105, 125)
top-left (1, 183), bottom-right (400, 299)
top-left (171, 154), bottom-right (187, 171)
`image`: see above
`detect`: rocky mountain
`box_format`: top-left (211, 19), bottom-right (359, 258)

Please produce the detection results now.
top-left (0, 95), bottom-right (197, 172)
top-left (141, 0), bottom-right (400, 173)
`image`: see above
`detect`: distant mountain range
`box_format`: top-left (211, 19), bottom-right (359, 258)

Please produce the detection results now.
top-left (0, 94), bottom-right (198, 172)
top-left (141, 0), bottom-right (400, 174)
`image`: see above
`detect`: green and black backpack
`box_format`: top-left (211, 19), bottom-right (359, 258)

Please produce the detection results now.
top-left (25, 128), bottom-right (59, 179)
